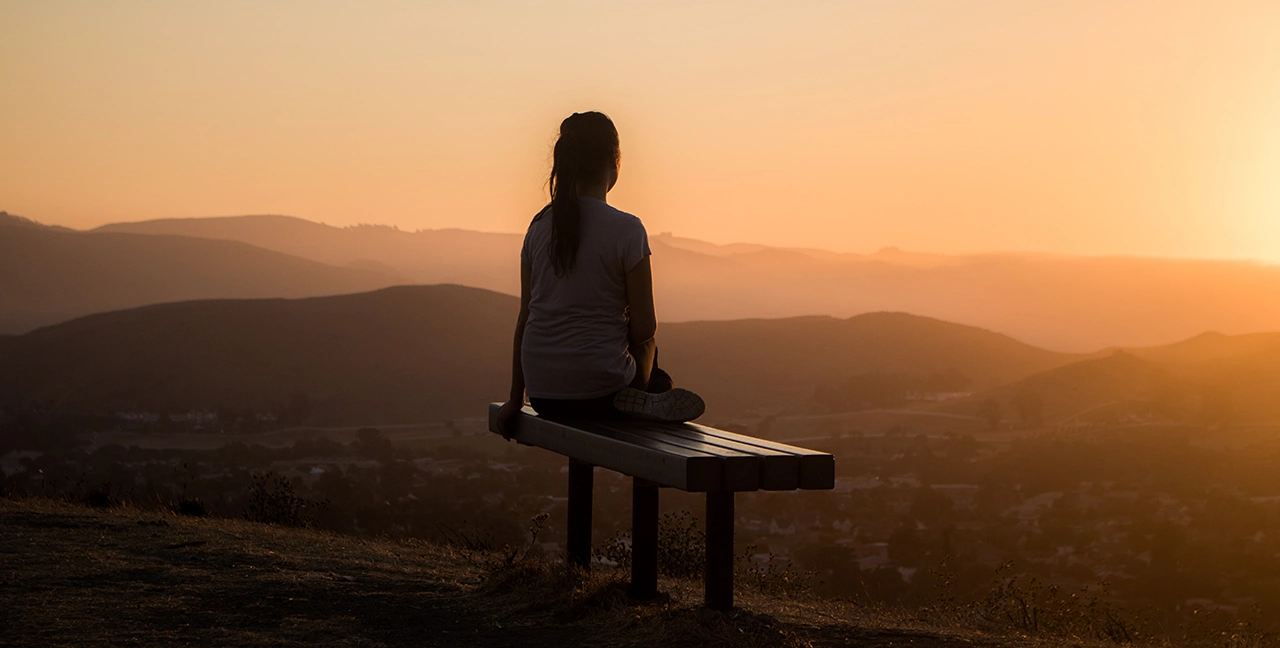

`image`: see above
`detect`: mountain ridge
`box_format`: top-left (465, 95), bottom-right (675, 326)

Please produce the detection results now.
top-left (0, 285), bottom-right (1080, 424)
top-left (0, 215), bottom-right (404, 334)
top-left (92, 213), bottom-right (1280, 351)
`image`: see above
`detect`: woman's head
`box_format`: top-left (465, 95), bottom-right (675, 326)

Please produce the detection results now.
top-left (547, 111), bottom-right (620, 275)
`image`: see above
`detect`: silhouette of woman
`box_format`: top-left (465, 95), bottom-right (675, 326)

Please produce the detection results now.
top-left (495, 111), bottom-right (704, 436)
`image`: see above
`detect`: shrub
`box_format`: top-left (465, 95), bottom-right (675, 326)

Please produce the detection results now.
top-left (243, 473), bottom-right (323, 527)
top-left (598, 510), bottom-right (705, 577)
top-left (974, 562), bottom-right (1141, 643)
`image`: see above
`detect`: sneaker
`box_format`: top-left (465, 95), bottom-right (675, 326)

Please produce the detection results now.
top-left (613, 387), bottom-right (705, 422)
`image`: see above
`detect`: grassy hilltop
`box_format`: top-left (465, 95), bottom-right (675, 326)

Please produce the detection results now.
top-left (1, 496), bottom-right (1060, 648)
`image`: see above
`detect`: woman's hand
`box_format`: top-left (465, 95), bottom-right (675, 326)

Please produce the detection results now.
top-left (495, 398), bottom-right (524, 440)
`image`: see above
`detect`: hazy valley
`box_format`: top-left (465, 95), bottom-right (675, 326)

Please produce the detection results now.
top-left (7, 211), bottom-right (1280, 644)
top-left (0, 211), bottom-right (1272, 351)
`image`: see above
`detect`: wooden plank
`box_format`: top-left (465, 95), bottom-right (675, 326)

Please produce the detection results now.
top-left (579, 420), bottom-right (762, 492)
top-left (487, 403), bottom-right (836, 491)
top-left (568, 419), bottom-right (735, 491)
top-left (685, 423), bottom-right (836, 490)
top-left (488, 404), bottom-right (721, 491)
top-left (600, 419), bottom-right (825, 491)
top-left (624, 421), bottom-right (801, 491)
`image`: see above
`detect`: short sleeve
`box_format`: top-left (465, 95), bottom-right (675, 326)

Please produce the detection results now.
top-left (521, 208), bottom-right (546, 267)
top-left (620, 216), bottom-right (651, 272)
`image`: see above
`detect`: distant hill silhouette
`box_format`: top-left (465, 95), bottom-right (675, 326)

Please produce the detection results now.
top-left (0, 215), bottom-right (402, 333)
top-left (0, 285), bottom-right (1081, 425)
top-left (945, 332), bottom-right (1280, 426)
top-left (0, 285), bottom-right (514, 423)
top-left (658, 313), bottom-right (1078, 416)
top-left (97, 214), bottom-right (520, 294)
top-left (0, 211), bottom-right (75, 232)
top-left (1127, 331), bottom-right (1280, 367)
top-left (98, 214), bottom-right (1280, 351)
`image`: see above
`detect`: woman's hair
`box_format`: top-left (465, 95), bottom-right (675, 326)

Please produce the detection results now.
top-left (546, 111), bottom-right (620, 276)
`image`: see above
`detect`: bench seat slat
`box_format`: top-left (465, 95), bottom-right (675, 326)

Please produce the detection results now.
top-left (570, 420), bottom-right (729, 460)
top-left (579, 420), bottom-right (763, 491)
top-left (616, 423), bottom-right (802, 491)
top-left (487, 403), bottom-right (835, 492)
top-left (686, 424), bottom-right (835, 490)
top-left (489, 405), bottom-right (722, 491)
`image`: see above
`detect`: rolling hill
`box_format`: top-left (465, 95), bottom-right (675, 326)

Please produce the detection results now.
top-left (98, 214), bottom-right (1280, 352)
top-left (0, 213), bottom-right (402, 334)
top-left (941, 332), bottom-right (1280, 427)
top-left (0, 285), bottom-right (1082, 425)
top-left (96, 214), bottom-right (521, 294)
top-left (658, 313), bottom-right (1077, 416)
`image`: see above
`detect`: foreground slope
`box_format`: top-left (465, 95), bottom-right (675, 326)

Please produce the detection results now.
top-left (0, 498), bottom-right (1029, 648)
top-left (0, 285), bottom-right (1077, 423)
top-left (0, 214), bottom-right (401, 334)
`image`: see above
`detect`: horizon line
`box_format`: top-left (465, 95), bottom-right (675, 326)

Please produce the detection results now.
top-left (10, 209), bottom-right (1280, 267)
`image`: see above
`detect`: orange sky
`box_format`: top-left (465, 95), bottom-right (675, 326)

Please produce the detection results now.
top-left (2, 1), bottom-right (1278, 259)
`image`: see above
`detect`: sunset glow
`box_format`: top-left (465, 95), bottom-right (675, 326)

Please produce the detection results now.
top-left (2, 1), bottom-right (1278, 259)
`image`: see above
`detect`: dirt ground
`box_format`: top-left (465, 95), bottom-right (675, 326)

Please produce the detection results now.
top-left (0, 498), bottom-right (1027, 647)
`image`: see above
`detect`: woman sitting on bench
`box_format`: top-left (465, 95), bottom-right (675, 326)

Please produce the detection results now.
top-left (495, 111), bottom-right (704, 437)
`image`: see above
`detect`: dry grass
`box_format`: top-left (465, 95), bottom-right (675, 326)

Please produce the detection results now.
top-left (0, 496), bottom-right (1102, 647)
top-left (1, 496), bottom-right (492, 646)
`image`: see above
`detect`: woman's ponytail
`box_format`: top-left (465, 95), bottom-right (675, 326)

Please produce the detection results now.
top-left (546, 112), bottom-right (620, 276)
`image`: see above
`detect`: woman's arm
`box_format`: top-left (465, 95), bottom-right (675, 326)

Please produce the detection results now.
top-left (495, 261), bottom-right (533, 438)
top-left (625, 256), bottom-right (658, 388)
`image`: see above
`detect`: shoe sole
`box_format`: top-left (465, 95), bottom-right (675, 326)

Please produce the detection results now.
top-left (613, 387), bottom-right (706, 423)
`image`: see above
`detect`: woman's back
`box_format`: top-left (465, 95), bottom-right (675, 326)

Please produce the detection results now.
top-left (494, 110), bottom-right (703, 435)
top-left (520, 197), bottom-right (651, 399)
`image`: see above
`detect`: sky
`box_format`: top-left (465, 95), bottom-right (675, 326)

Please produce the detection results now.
top-left (2, 0), bottom-right (1278, 259)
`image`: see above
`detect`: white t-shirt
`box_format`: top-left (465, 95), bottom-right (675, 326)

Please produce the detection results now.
top-left (520, 197), bottom-right (652, 399)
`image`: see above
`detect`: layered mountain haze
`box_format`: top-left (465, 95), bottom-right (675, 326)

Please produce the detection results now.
top-left (0, 285), bottom-right (1082, 425)
top-left (98, 214), bottom-right (1280, 351)
top-left (658, 313), bottom-right (1077, 417)
top-left (6, 281), bottom-right (1279, 432)
top-left (1128, 331), bottom-right (1280, 367)
top-left (0, 213), bottom-right (402, 334)
top-left (0, 285), bottom-right (514, 423)
top-left (939, 331), bottom-right (1280, 428)
top-left (11, 210), bottom-right (1280, 430)
top-left (96, 215), bottom-right (521, 294)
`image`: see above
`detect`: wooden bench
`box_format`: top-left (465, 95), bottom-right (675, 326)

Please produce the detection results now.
top-left (487, 403), bottom-right (835, 610)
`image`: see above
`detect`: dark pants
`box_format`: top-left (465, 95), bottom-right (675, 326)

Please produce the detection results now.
top-left (530, 348), bottom-right (673, 419)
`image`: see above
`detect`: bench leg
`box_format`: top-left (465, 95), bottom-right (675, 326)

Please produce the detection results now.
top-left (567, 458), bottom-right (593, 569)
top-left (705, 490), bottom-right (734, 610)
top-left (630, 479), bottom-right (659, 599)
